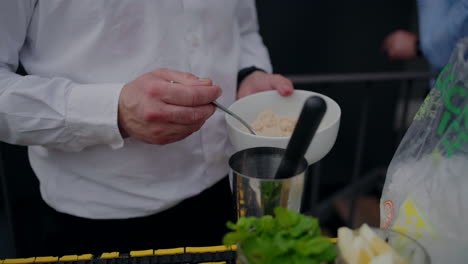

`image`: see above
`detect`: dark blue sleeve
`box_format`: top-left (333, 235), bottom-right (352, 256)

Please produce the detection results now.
top-left (418, 0), bottom-right (468, 71)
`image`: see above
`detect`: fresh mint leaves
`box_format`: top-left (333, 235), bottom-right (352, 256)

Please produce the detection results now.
top-left (223, 207), bottom-right (337, 264)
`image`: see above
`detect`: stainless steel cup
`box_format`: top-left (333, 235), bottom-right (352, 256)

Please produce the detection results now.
top-left (229, 147), bottom-right (308, 218)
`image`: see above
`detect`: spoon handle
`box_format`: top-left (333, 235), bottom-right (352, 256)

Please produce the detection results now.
top-left (168, 80), bottom-right (256, 135)
top-left (211, 101), bottom-right (257, 135)
top-left (274, 96), bottom-right (327, 179)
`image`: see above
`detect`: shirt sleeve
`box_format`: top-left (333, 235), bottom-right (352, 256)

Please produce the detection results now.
top-left (236, 0), bottom-right (273, 73)
top-left (0, 1), bottom-right (125, 152)
top-left (418, 0), bottom-right (468, 71)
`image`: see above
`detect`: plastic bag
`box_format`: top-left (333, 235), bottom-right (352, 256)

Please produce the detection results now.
top-left (380, 37), bottom-right (468, 263)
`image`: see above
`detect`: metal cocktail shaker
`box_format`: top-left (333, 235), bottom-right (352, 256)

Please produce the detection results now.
top-left (229, 96), bottom-right (327, 218)
top-left (229, 147), bottom-right (308, 218)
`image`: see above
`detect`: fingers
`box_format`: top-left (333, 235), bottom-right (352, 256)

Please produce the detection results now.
top-left (383, 30), bottom-right (405, 53)
top-left (147, 69), bottom-right (220, 106)
top-left (383, 32), bottom-right (398, 52)
top-left (152, 68), bottom-right (213, 86)
top-left (270, 74), bottom-right (294, 96)
top-left (237, 72), bottom-right (294, 99)
top-left (144, 103), bottom-right (216, 125)
top-left (158, 80), bottom-right (221, 106)
top-left (119, 68), bottom-right (220, 145)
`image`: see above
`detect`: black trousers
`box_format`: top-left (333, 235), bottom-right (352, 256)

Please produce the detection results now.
top-left (27, 176), bottom-right (235, 257)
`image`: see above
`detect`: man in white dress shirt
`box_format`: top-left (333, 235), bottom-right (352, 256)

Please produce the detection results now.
top-left (0, 0), bottom-right (294, 256)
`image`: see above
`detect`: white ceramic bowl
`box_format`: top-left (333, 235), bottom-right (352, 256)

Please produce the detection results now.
top-left (225, 90), bottom-right (341, 165)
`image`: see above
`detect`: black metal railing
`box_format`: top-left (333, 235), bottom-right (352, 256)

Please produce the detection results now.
top-left (288, 72), bottom-right (434, 84)
top-left (287, 71), bottom-right (435, 228)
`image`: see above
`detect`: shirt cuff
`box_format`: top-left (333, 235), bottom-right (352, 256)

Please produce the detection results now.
top-left (237, 66), bottom-right (266, 88)
top-left (66, 83), bottom-right (125, 150)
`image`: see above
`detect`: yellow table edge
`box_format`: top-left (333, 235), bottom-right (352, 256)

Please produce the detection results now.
top-left (4, 258), bottom-right (35, 264)
top-left (77, 255), bottom-right (93, 261)
top-left (185, 245), bottom-right (233, 253)
top-left (100, 252), bottom-right (119, 259)
top-left (59, 255), bottom-right (78, 262)
top-left (3, 244), bottom-right (243, 263)
top-left (154, 248), bottom-right (184, 255)
top-left (34, 257), bottom-right (59, 263)
top-left (129, 249), bottom-right (153, 257)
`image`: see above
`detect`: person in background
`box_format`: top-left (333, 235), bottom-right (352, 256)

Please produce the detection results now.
top-left (383, 0), bottom-right (468, 73)
top-left (382, 30), bottom-right (420, 61)
top-left (0, 1), bottom-right (294, 257)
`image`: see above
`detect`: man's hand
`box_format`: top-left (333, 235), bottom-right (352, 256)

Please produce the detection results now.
top-left (118, 68), bottom-right (221, 145)
top-left (382, 30), bottom-right (418, 60)
top-left (237, 71), bottom-right (294, 99)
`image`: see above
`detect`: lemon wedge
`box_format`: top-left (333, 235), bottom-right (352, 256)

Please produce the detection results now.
top-left (359, 224), bottom-right (394, 256)
top-left (337, 227), bottom-right (355, 261)
top-left (337, 224), bottom-right (408, 264)
top-left (349, 236), bottom-right (375, 264)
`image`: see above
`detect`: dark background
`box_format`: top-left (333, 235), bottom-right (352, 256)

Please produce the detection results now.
top-left (256, 0), bottom-right (417, 74)
top-left (255, 0), bottom-right (426, 190)
top-left (0, 0), bottom-right (429, 258)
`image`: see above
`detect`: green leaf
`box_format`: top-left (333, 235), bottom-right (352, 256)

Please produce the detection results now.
top-left (256, 215), bottom-right (275, 232)
top-left (294, 236), bottom-right (332, 255)
top-left (223, 232), bottom-right (241, 245)
top-left (290, 216), bottom-right (318, 237)
top-left (236, 217), bottom-right (257, 230)
top-left (271, 254), bottom-right (295, 264)
top-left (273, 232), bottom-right (295, 253)
top-left (274, 207), bottom-right (300, 227)
top-left (261, 182), bottom-right (283, 215)
top-left (242, 236), bottom-right (282, 262)
top-left (291, 255), bottom-right (319, 264)
top-left (226, 221), bottom-right (237, 230)
top-left (315, 244), bottom-right (338, 261)
top-left (222, 207), bottom-right (337, 263)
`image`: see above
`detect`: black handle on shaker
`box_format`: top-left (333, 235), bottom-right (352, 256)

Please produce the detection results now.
top-left (274, 96), bottom-right (327, 179)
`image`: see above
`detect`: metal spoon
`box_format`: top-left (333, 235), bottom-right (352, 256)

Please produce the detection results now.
top-left (211, 100), bottom-right (257, 135)
top-left (169, 80), bottom-right (256, 135)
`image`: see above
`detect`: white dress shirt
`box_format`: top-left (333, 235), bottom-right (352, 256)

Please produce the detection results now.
top-left (0, 0), bottom-right (272, 219)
